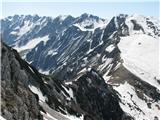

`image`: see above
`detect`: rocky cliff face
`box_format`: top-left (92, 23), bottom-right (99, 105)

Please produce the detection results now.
top-left (1, 42), bottom-right (43, 120)
top-left (71, 69), bottom-right (132, 120)
top-left (1, 42), bottom-right (132, 120)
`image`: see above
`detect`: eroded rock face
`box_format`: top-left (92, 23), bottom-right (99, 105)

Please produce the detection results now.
top-left (71, 69), bottom-right (133, 120)
top-left (1, 42), bottom-right (43, 120)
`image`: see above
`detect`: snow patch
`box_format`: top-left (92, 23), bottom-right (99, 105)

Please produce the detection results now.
top-left (40, 111), bottom-right (58, 120)
top-left (105, 44), bottom-right (115, 53)
top-left (28, 66), bottom-right (35, 73)
top-left (65, 81), bottom-right (73, 85)
top-left (99, 58), bottom-right (113, 71)
top-left (0, 116), bottom-right (6, 120)
top-left (65, 114), bottom-right (84, 120)
top-left (17, 20), bottom-right (33, 36)
top-left (103, 75), bottom-right (111, 82)
top-left (39, 69), bottom-right (50, 75)
top-left (14, 35), bottom-right (49, 52)
top-left (77, 68), bottom-right (87, 75)
top-left (62, 85), bottom-right (74, 100)
top-left (28, 84), bottom-right (47, 102)
top-left (102, 63), bottom-right (113, 78)
top-left (10, 31), bottom-right (17, 35)
top-left (47, 50), bottom-right (58, 56)
top-left (114, 16), bottom-right (119, 28)
top-left (14, 26), bottom-right (20, 30)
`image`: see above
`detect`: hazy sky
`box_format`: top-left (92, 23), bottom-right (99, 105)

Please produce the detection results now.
top-left (1, 0), bottom-right (159, 19)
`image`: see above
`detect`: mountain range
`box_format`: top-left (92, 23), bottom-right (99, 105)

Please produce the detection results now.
top-left (1, 13), bottom-right (160, 120)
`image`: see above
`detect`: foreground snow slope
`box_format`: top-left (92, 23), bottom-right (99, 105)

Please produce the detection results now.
top-left (114, 82), bottom-right (160, 120)
top-left (108, 64), bottom-right (160, 120)
top-left (118, 34), bottom-right (159, 90)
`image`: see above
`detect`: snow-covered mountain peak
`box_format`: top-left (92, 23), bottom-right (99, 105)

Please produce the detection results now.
top-left (73, 13), bottom-right (107, 31)
top-left (124, 14), bottom-right (160, 37)
top-left (56, 15), bottom-right (72, 21)
top-left (78, 13), bottom-right (99, 20)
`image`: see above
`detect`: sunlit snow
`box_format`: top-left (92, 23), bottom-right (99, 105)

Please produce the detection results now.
top-left (118, 34), bottom-right (159, 90)
top-left (28, 84), bottom-right (47, 102)
top-left (14, 35), bottom-right (49, 52)
top-left (0, 116), bottom-right (6, 120)
top-left (114, 82), bottom-right (160, 120)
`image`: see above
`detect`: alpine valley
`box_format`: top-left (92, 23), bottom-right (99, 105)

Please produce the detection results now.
top-left (1, 13), bottom-right (160, 120)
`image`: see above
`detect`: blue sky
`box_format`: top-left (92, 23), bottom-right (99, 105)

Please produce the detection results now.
top-left (1, 0), bottom-right (159, 19)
